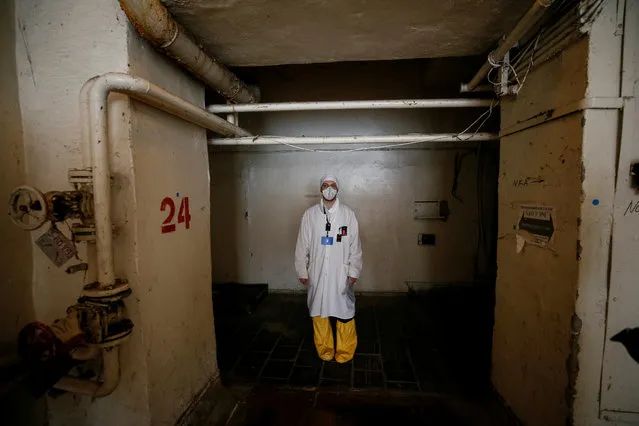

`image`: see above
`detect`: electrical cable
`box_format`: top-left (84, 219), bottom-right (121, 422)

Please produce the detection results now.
top-left (455, 99), bottom-right (496, 142)
top-left (486, 29), bottom-right (542, 95)
top-left (245, 98), bottom-right (498, 153)
top-left (474, 141), bottom-right (485, 277)
top-left (451, 151), bottom-right (473, 202)
top-left (516, 33), bottom-right (542, 92)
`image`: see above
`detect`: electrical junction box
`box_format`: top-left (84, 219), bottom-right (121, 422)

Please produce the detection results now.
top-left (413, 200), bottom-right (449, 220)
top-left (418, 233), bottom-right (436, 246)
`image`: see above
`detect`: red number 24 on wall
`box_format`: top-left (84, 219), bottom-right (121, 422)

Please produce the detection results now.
top-left (161, 196), bottom-right (191, 234)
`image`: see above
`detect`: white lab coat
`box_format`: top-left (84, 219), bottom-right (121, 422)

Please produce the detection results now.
top-left (295, 198), bottom-right (363, 319)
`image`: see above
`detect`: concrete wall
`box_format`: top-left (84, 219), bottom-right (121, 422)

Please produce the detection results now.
top-left (210, 150), bottom-right (480, 291)
top-left (493, 2), bottom-right (628, 425)
top-left (128, 31), bottom-right (218, 426)
top-left (210, 60), bottom-right (493, 291)
top-left (574, 1), bottom-right (629, 424)
top-left (14, 2), bottom-right (150, 425)
top-left (0, 0), bottom-right (34, 356)
top-left (492, 38), bottom-right (588, 426)
top-left (12, 1), bottom-right (216, 424)
top-left (0, 0), bottom-right (45, 424)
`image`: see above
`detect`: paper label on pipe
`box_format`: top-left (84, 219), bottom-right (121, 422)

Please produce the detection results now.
top-left (36, 225), bottom-right (77, 267)
top-left (516, 204), bottom-right (555, 249)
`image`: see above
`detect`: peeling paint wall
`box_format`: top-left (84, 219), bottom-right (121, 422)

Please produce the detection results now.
top-left (493, 38), bottom-right (588, 426)
top-left (210, 60), bottom-right (494, 291)
top-left (12, 0), bottom-right (216, 425)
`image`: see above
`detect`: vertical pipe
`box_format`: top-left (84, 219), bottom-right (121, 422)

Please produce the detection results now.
top-left (80, 78), bottom-right (99, 285)
top-left (80, 77), bottom-right (98, 168)
top-left (88, 80), bottom-right (115, 286)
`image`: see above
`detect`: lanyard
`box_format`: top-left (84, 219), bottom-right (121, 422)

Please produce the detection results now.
top-left (323, 205), bottom-right (331, 237)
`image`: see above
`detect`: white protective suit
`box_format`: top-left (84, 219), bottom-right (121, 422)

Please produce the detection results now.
top-left (295, 198), bottom-right (363, 319)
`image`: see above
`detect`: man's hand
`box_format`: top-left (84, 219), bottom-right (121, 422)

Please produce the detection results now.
top-left (299, 278), bottom-right (308, 286)
top-left (348, 277), bottom-right (358, 286)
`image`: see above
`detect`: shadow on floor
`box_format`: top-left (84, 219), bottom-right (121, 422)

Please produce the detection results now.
top-left (226, 386), bottom-right (519, 426)
top-left (212, 287), bottom-right (515, 426)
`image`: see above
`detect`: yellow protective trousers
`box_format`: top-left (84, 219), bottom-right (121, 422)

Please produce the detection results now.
top-left (312, 316), bottom-right (357, 363)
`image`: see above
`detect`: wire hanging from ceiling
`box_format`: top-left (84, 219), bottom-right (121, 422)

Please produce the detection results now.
top-left (486, 0), bottom-right (607, 96)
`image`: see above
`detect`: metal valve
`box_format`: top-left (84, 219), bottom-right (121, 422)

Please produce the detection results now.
top-left (18, 292), bottom-right (134, 364)
top-left (8, 169), bottom-right (95, 231)
top-left (11, 168), bottom-right (133, 399)
top-left (8, 186), bottom-right (94, 231)
top-left (8, 186), bottom-right (49, 230)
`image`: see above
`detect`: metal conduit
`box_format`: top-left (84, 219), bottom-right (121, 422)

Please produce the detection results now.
top-left (119, 0), bottom-right (258, 103)
top-left (513, 0), bottom-right (605, 76)
top-left (461, 0), bottom-right (555, 92)
top-left (207, 99), bottom-right (494, 113)
top-left (209, 133), bottom-right (499, 146)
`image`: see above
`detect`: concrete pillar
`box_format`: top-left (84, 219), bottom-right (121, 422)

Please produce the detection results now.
top-left (11, 0), bottom-right (218, 424)
top-left (493, 2), bottom-right (628, 425)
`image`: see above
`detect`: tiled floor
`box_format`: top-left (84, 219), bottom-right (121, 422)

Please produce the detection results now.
top-left (212, 287), bottom-right (517, 426)
top-left (214, 289), bottom-right (494, 396)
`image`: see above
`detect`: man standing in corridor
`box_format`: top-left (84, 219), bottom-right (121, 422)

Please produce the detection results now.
top-left (295, 175), bottom-right (363, 363)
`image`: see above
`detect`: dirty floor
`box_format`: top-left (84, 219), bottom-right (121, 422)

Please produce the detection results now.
top-left (213, 287), bottom-right (516, 426)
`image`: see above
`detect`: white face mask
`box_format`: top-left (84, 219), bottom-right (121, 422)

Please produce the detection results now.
top-left (322, 186), bottom-right (338, 201)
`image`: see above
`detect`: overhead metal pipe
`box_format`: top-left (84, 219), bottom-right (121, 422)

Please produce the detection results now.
top-left (119, 0), bottom-right (258, 103)
top-left (461, 0), bottom-right (554, 92)
top-left (207, 99), bottom-right (494, 114)
top-left (209, 133), bottom-right (498, 146)
top-left (513, 0), bottom-right (605, 77)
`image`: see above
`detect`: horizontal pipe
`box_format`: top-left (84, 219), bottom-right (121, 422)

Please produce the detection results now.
top-left (86, 73), bottom-right (250, 287)
top-left (119, 0), bottom-right (257, 103)
top-left (206, 99), bottom-right (494, 113)
top-left (463, 0), bottom-right (554, 92)
top-left (55, 347), bottom-right (119, 398)
top-left (459, 84), bottom-right (495, 93)
top-left (209, 133), bottom-right (498, 146)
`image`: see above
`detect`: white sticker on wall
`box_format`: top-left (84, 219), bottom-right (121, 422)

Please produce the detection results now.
top-left (517, 204), bottom-right (555, 249)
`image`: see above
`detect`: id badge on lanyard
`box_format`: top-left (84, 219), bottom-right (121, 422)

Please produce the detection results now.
top-left (322, 206), bottom-right (333, 245)
top-left (321, 236), bottom-right (334, 245)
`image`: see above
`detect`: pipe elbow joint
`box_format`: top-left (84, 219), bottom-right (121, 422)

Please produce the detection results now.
top-left (55, 347), bottom-right (121, 398)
